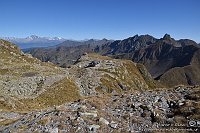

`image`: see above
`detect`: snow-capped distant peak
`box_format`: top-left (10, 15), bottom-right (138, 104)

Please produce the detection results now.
top-left (23, 35), bottom-right (66, 41)
top-left (30, 35), bottom-right (39, 38)
top-left (25, 35), bottom-right (40, 40)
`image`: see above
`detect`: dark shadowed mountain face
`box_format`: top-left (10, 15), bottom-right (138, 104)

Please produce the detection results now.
top-left (25, 34), bottom-right (200, 87)
top-left (132, 37), bottom-right (199, 78)
top-left (159, 49), bottom-right (200, 87)
top-left (95, 35), bottom-right (157, 55)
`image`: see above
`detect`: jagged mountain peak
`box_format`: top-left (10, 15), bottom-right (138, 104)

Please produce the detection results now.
top-left (163, 33), bottom-right (171, 40)
top-left (132, 34), bottom-right (139, 39)
top-left (161, 34), bottom-right (179, 44)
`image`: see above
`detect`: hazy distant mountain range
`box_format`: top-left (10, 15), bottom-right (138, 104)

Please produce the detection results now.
top-left (0, 35), bottom-right (114, 49)
top-left (0, 35), bottom-right (66, 49)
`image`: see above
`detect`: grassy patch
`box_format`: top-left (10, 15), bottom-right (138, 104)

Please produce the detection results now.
top-left (99, 74), bottom-right (122, 93)
top-left (0, 69), bottom-right (9, 75)
top-left (0, 118), bottom-right (20, 126)
top-left (88, 53), bottom-right (112, 60)
top-left (20, 78), bottom-right (81, 110)
top-left (37, 117), bottom-right (49, 126)
top-left (97, 60), bottom-right (149, 94)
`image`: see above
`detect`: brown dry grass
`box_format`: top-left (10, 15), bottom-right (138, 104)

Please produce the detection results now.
top-left (97, 59), bottom-right (149, 94)
top-left (0, 118), bottom-right (20, 126)
top-left (20, 78), bottom-right (81, 111)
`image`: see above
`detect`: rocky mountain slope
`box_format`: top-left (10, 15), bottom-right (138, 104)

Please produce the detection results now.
top-left (0, 39), bottom-right (162, 129)
top-left (1, 39), bottom-right (155, 111)
top-left (0, 39), bottom-right (81, 111)
top-left (1, 86), bottom-right (199, 132)
top-left (67, 53), bottom-right (158, 95)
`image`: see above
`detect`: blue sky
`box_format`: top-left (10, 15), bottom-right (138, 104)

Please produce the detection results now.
top-left (0, 0), bottom-right (199, 42)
